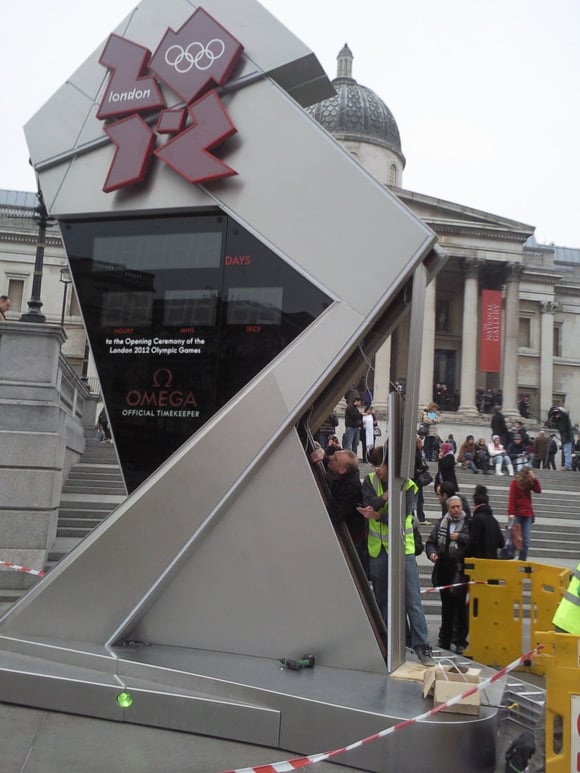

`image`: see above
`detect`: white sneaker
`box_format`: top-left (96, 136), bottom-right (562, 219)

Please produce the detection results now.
top-left (495, 471), bottom-right (504, 476)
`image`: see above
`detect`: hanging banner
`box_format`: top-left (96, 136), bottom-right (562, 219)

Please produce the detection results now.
top-left (480, 289), bottom-right (502, 373)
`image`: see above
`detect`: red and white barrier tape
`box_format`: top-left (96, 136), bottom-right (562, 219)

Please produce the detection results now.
top-left (421, 579), bottom-right (488, 594)
top-left (218, 645), bottom-right (542, 773)
top-left (0, 561), bottom-right (45, 577)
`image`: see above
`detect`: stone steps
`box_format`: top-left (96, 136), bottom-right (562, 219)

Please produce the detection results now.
top-left (46, 430), bottom-right (127, 566)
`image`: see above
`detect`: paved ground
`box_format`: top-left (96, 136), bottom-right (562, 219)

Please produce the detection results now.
top-left (0, 702), bottom-right (359, 773)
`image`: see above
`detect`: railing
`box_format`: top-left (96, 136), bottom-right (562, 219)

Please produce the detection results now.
top-left (83, 375), bottom-right (101, 396)
top-left (58, 353), bottom-right (92, 424)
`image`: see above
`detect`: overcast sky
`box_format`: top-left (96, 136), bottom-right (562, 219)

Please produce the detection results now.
top-left (2, 0), bottom-right (579, 246)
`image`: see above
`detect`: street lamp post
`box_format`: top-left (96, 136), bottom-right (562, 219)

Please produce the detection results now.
top-left (59, 267), bottom-right (73, 328)
top-left (20, 188), bottom-right (55, 323)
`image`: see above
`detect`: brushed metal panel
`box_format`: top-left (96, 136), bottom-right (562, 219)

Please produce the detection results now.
top-left (24, 83), bottom-right (96, 173)
top-left (0, 373), bottom-right (291, 642)
top-left (0, 670), bottom-right (121, 723)
top-left (123, 687), bottom-right (280, 746)
top-left (128, 431), bottom-right (385, 671)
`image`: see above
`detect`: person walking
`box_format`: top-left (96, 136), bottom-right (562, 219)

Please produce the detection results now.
top-left (412, 435), bottom-right (429, 524)
top-left (490, 405), bottom-right (509, 448)
top-left (533, 431), bottom-right (549, 469)
top-left (97, 407), bottom-right (112, 444)
top-left (546, 434), bottom-right (558, 470)
top-left (466, 485), bottom-right (504, 559)
top-left (548, 406), bottom-right (575, 471)
top-left (437, 441), bottom-right (458, 491)
top-left (507, 467), bottom-right (542, 561)
top-left (342, 397), bottom-right (363, 456)
top-left (422, 402), bottom-right (440, 461)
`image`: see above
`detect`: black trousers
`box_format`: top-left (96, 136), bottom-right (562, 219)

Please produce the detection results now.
top-left (438, 587), bottom-right (468, 648)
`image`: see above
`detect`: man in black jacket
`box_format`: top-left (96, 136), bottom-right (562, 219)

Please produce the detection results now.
top-left (466, 485), bottom-right (504, 559)
top-left (310, 447), bottom-right (367, 573)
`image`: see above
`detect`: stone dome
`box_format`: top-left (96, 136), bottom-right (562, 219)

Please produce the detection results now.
top-left (306, 44), bottom-right (405, 165)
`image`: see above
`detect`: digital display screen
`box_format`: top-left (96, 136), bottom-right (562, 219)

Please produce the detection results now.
top-left (63, 213), bottom-right (331, 492)
top-left (226, 287), bottom-right (283, 325)
top-left (94, 231), bottom-right (222, 271)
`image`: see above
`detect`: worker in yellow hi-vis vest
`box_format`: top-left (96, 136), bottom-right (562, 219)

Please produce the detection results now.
top-left (553, 562), bottom-right (580, 634)
top-left (357, 445), bottom-right (435, 667)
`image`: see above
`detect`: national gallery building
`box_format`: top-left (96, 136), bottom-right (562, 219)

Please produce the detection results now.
top-left (1, 44), bottom-right (579, 426)
top-left (306, 45), bottom-right (580, 425)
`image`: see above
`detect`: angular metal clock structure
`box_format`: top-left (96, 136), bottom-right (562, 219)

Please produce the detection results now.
top-left (0, 1), bottom-right (504, 770)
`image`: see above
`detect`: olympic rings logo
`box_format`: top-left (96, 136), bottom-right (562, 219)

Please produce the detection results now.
top-left (164, 39), bottom-right (226, 73)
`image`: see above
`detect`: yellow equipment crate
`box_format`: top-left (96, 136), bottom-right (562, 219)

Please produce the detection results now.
top-left (465, 558), bottom-right (571, 675)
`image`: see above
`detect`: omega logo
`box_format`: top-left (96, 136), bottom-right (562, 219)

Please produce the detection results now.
top-left (125, 368), bottom-right (198, 408)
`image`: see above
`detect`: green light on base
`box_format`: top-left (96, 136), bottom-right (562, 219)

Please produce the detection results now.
top-left (116, 691), bottom-right (134, 708)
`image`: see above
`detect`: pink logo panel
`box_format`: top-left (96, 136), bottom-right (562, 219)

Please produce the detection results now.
top-left (103, 115), bottom-right (156, 192)
top-left (155, 91), bottom-right (237, 184)
top-left (149, 8), bottom-right (243, 105)
top-left (97, 34), bottom-right (165, 120)
top-left (97, 9), bottom-right (243, 192)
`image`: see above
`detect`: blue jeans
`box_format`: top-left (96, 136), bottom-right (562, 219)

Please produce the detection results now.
top-left (563, 441), bottom-right (573, 470)
top-left (463, 452), bottom-right (477, 472)
top-left (405, 554), bottom-right (429, 649)
top-left (515, 515), bottom-right (532, 561)
top-left (314, 431), bottom-right (330, 449)
top-left (343, 426), bottom-right (360, 454)
top-left (368, 550), bottom-right (429, 649)
top-left (369, 550), bottom-right (388, 626)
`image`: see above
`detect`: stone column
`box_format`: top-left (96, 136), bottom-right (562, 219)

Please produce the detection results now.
top-left (501, 264), bottom-right (523, 417)
top-left (418, 278), bottom-right (436, 411)
top-left (457, 260), bottom-right (481, 417)
top-left (540, 301), bottom-right (557, 420)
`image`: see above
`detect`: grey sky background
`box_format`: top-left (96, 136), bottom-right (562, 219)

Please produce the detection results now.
top-left (2, 0), bottom-right (578, 246)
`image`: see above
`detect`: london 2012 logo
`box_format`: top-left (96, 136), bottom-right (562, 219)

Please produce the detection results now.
top-left (96, 8), bottom-right (243, 193)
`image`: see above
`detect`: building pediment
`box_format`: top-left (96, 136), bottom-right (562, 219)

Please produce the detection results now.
top-left (394, 187), bottom-right (535, 244)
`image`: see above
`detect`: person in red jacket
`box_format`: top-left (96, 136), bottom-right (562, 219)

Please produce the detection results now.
top-left (507, 467), bottom-right (542, 561)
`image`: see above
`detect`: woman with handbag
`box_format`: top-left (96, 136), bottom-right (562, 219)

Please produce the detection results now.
top-left (507, 467), bottom-right (542, 561)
